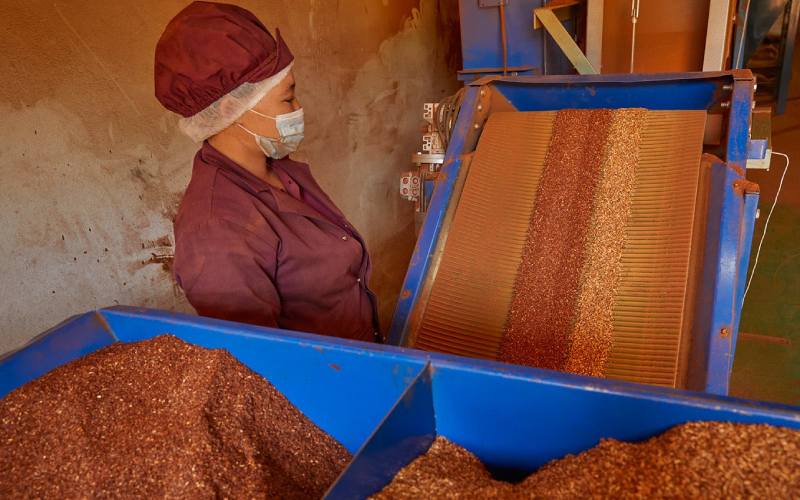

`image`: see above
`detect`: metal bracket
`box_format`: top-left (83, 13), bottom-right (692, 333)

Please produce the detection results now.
top-left (747, 106), bottom-right (772, 170)
top-left (746, 141), bottom-right (771, 170)
top-left (533, 4), bottom-right (598, 75)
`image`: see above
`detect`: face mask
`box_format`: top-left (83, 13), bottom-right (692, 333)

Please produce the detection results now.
top-left (237, 108), bottom-right (305, 159)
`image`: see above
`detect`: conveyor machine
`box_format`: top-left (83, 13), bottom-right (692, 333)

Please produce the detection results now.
top-left (390, 71), bottom-right (763, 396)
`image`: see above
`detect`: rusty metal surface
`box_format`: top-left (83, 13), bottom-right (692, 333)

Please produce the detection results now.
top-left (411, 108), bottom-right (707, 388)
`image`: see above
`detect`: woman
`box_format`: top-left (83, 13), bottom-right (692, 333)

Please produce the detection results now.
top-left (154, 2), bottom-right (379, 342)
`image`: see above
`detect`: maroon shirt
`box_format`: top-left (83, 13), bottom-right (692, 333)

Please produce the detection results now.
top-left (173, 141), bottom-right (379, 342)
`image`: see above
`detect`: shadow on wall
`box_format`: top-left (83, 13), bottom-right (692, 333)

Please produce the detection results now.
top-left (0, 0), bottom-right (462, 353)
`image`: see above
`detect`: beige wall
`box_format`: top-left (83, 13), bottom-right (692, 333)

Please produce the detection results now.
top-left (0, 0), bottom-right (461, 354)
top-left (602, 0), bottom-right (711, 73)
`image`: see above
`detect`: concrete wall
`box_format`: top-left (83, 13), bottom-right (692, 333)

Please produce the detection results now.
top-left (0, 0), bottom-right (461, 354)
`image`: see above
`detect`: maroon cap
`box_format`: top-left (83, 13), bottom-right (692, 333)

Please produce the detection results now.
top-left (154, 1), bottom-right (294, 117)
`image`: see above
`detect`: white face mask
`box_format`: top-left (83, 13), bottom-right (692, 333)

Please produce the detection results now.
top-left (237, 108), bottom-right (305, 159)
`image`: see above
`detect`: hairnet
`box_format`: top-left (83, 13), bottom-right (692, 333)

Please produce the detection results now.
top-left (178, 62), bottom-right (293, 142)
top-left (154, 1), bottom-right (294, 140)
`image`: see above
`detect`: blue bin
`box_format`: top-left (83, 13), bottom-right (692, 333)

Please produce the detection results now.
top-left (2, 307), bottom-right (799, 499)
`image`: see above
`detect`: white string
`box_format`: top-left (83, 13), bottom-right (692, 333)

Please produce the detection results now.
top-left (743, 151), bottom-right (790, 304)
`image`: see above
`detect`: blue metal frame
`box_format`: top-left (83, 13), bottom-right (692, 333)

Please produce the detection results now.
top-left (0, 307), bottom-right (428, 454)
top-left (458, 0), bottom-right (574, 81)
top-left (328, 357), bottom-right (800, 498)
top-left (389, 86), bottom-right (481, 343)
top-left (390, 71), bottom-right (760, 395)
top-left (488, 75), bottom-right (721, 111)
top-left (687, 162), bottom-right (759, 394)
top-left (2, 307), bottom-right (798, 498)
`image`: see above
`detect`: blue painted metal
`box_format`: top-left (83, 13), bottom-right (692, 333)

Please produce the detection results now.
top-left (476, 73), bottom-right (734, 111)
top-left (687, 163), bottom-right (755, 395)
top-left (328, 358), bottom-right (800, 497)
top-left (0, 312), bottom-right (116, 398)
top-left (727, 73), bottom-right (756, 167)
top-left (494, 78), bottom-right (719, 111)
top-left (734, 192), bottom-right (760, 339)
top-left (422, 178), bottom-right (435, 210)
top-left (459, 0), bottom-right (540, 74)
top-left (457, 0), bottom-right (573, 81)
top-left (747, 139), bottom-right (769, 159)
top-left (1, 306), bottom-right (427, 454)
top-left (390, 71), bottom-right (761, 395)
top-left (389, 87), bottom-right (481, 345)
top-left (326, 366), bottom-right (435, 499)
top-left (2, 307), bottom-right (798, 497)
top-left (429, 357), bottom-right (800, 472)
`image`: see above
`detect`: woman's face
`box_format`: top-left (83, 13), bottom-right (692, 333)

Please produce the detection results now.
top-left (236, 70), bottom-right (301, 141)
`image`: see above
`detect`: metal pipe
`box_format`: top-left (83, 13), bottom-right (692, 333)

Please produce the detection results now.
top-left (630, 0), bottom-right (640, 72)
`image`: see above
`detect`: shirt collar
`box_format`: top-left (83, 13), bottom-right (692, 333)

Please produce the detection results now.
top-left (199, 141), bottom-right (343, 223)
top-left (199, 140), bottom-right (271, 194)
top-left (270, 158), bottom-right (346, 222)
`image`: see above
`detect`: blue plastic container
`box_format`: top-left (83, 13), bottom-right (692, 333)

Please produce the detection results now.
top-left (2, 307), bottom-right (799, 499)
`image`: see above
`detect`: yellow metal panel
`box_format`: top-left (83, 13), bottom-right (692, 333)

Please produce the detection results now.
top-left (534, 8), bottom-right (598, 75)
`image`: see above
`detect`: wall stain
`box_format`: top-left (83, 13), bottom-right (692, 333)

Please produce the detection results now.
top-left (144, 252), bottom-right (174, 274)
top-left (0, 0), bottom-right (459, 354)
top-left (142, 235), bottom-right (173, 249)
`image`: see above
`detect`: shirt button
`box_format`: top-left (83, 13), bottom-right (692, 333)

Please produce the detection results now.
top-left (342, 235), bottom-right (348, 241)
top-left (357, 278), bottom-right (362, 283)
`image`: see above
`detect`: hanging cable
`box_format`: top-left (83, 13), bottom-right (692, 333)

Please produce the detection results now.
top-left (433, 87), bottom-right (466, 151)
top-left (743, 151), bottom-right (790, 304)
top-left (499, 4), bottom-right (509, 76)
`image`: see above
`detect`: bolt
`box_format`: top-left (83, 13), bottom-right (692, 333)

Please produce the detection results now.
top-left (756, 208), bottom-right (761, 219)
top-left (754, 83), bottom-right (758, 91)
top-left (721, 101), bottom-right (731, 109)
top-left (752, 101), bottom-right (756, 110)
top-left (723, 84), bottom-right (733, 91)
top-left (477, 104), bottom-right (483, 111)
top-left (480, 89), bottom-right (486, 97)
top-left (720, 327), bottom-right (730, 338)
top-left (473, 123), bottom-right (480, 129)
